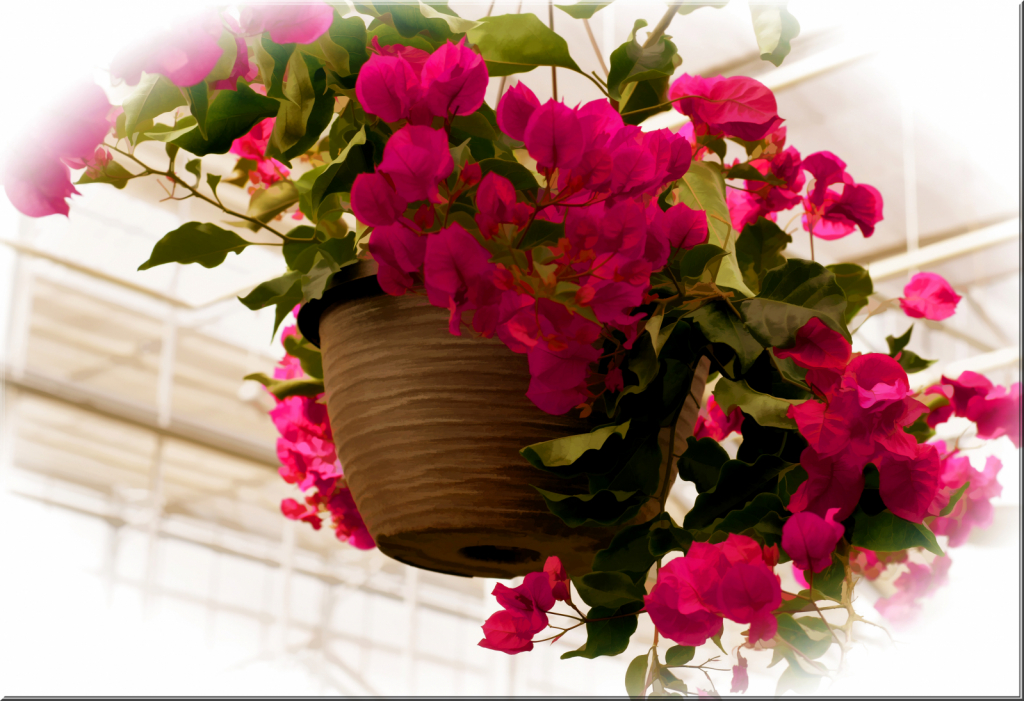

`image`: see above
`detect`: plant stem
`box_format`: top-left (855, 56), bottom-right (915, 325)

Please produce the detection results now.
top-left (643, 2), bottom-right (682, 49)
top-left (583, 18), bottom-right (609, 76)
top-left (108, 146), bottom-right (291, 241)
top-left (549, 0), bottom-right (558, 101)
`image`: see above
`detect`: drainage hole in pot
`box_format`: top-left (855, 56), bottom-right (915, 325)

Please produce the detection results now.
top-left (459, 545), bottom-right (541, 565)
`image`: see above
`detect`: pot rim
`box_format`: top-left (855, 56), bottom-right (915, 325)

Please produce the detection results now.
top-left (297, 260), bottom-right (381, 348)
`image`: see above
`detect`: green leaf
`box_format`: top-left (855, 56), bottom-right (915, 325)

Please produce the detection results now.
top-left (804, 554), bottom-right (845, 601)
top-left (238, 271), bottom-right (304, 336)
top-left (283, 335), bottom-right (324, 379)
top-left (76, 161), bottom-right (136, 190)
top-left (625, 653), bottom-right (648, 699)
top-left (519, 220), bottom-right (564, 249)
top-left (522, 421), bottom-right (631, 471)
top-left (939, 481), bottom-right (970, 517)
top-left (750, 4), bottom-right (801, 67)
top-left (886, 325), bottom-right (914, 356)
top-left (244, 372), bottom-right (325, 400)
top-left (247, 180), bottom-right (300, 229)
top-left (736, 218), bottom-right (791, 294)
top-left (477, 158), bottom-right (539, 190)
top-left (739, 259), bottom-right (850, 349)
top-left (300, 252), bottom-right (339, 303)
top-left (606, 19), bottom-right (681, 102)
top-left (572, 571), bottom-right (648, 609)
top-left (173, 84), bottom-right (281, 156)
top-left (535, 487), bottom-right (648, 528)
top-left (415, 1), bottom-right (481, 33)
top-left (310, 127), bottom-right (372, 217)
top-left (714, 378), bottom-right (801, 430)
top-left (184, 158), bottom-right (202, 185)
top-left (724, 162), bottom-right (785, 186)
top-left (619, 75), bottom-right (673, 126)
top-left (255, 36), bottom-right (295, 100)
top-left (852, 510), bottom-right (944, 556)
top-left (450, 111), bottom-right (499, 140)
top-left (372, 1), bottom-right (466, 39)
top-left (269, 52), bottom-right (324, 160)
top-left (561, 603), bottom-right (642, 660)
top-left (775, 613), bottom-right (832, 660)
top-left (183, 82), bottom-right (210, 140)
top-left (688, 302), bottom-right (763, 373)
top-left (826, 262), bottom-right (873, 323)
top-left (556, 1), bottom-right (614, 19)
top-left (885, 325), bottom-right (936, 373)
top-left (676, 1), bottom-right (728, 15)
top-left (664, 645), bottom-right (695, 667)
top-left (122, 74), bottom-right (186, 135)
top-left (327, 14), bottom-right (369, 75)
top-left (673, 161), bottom-right (753, 296)
top-left (592, 513), bottom-right (670, 575)
top-left (676, 244), bottom-right (727, 284)
top-left (684, 454), bottom-right (788, 530)
top-left (138, 222), bottom-right (251, 270)
top-left (775, 659), bottom-right (822, 695)
top-left (677, 437), bottom-right (729, 494)
top-left (467, 13), bottom-right (583, 77)
top-left (139, 118), bottom-right (198, 143)
top-left (707, 492), bottom-right (786, 546)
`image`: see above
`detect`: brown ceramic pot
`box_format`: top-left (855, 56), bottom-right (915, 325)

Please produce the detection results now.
top-left (303, 262), bottom-right (708, 578)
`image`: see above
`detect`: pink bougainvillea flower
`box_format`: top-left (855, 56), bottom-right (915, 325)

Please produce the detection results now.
top-left (2, 158), bottom-right (79, 218)
top-left (646, 535), bottom-right (780, 647)
top-left (930, 453), bottom-right (1003, 546)
top-left (660, 202), bottom-right (709, 250)
top-left (731, 654), bottom-right (749, 694)
top-left (237, 1), bottom-right (334, 44)
top-left (669, 74), bottom-right (782, 141)
top-left (492, 571), bottom-right (555, 632)
top-left (940, 371), bottom-right (994, 416)
top-left (479, 609), bottom-right (538, 654)
top-left (799, 151), bottom-right (883, 239)
top-left (423, 223), bottom-right (499, 332)
top-left (368, 220), bottom-right (426, 296)
top-left (878, 442), bottom-right (942, 523)
top-left (966, 382), bottom-right (1021, 447)
top-left (924, 384), bottom-right (955, 428)
top-left (351, 172), bottom-right (408, 227)
top-left (782, 508), bottom-right (844, 573)
top-left (378, 125), bottom-right (454, 203)
top-left (544, 556), bottom-right (571, 602)
top-left (2, 82), bottom-right (114, 218)
top-left (523, 101), bottom-right (585, 174)
top-left (421, 38), bottom-right (488, 118)
top-left (874, 556), bottom-right (951, 624)
top-left (526, 342), bottom-right (603, 415)
top-left (474, 171), bottom-right (530, 238)
top-left (281, 497), bottom-right (323, 529)
top-left (110, 12), bottom-right (224, 87)
top-left (355, 53), bottom-right (422, 124)
top-left (774, 317), bottom-right (851, 372)
top-left (229, 118), bottom-right (290, 185)
top-left (693, 396), bottom-right (744, 442)
top-left (900, 272), bottom-right (962, 320)
top-left (496, 81), bottom-right (541, 141)
top-left (211, 33), bottom-right (259, 90)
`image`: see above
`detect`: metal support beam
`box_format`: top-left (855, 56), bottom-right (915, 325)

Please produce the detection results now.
top-left (866, 218), bottom-right (1019, 281)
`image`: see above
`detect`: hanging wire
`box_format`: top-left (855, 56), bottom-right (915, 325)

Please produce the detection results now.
top-left (583, 18), bottom-right (609, 77)
top-left (496, 0), bottom-right (524, 102)
top-left (548, 0), bottom-right (558, 100)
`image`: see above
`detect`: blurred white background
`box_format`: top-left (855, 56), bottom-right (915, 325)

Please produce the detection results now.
top-left (0, 0), bottom-right (1019, 696)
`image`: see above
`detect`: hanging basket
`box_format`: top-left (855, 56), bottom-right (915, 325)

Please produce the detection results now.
top-left (299, 262), bottom-right (709, 578)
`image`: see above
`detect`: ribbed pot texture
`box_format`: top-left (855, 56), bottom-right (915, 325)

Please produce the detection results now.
top-left (319, 287), bottom-right (708, 579)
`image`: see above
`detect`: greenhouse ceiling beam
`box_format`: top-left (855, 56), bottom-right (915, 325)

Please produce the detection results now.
top-left (0, 237), bottom-right (262, 311)
top-left (913, 345), bottom-right (1021, 389)
top-left (866, 217), bottom-right (1020, 281)
top-left (640, 40), bottom-right (877, 132)
top-left (6, 369), bottom-right (279, 467)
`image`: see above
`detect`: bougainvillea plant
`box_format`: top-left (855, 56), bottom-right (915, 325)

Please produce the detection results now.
top-left (2, 1), bottom-right (1019, 695)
